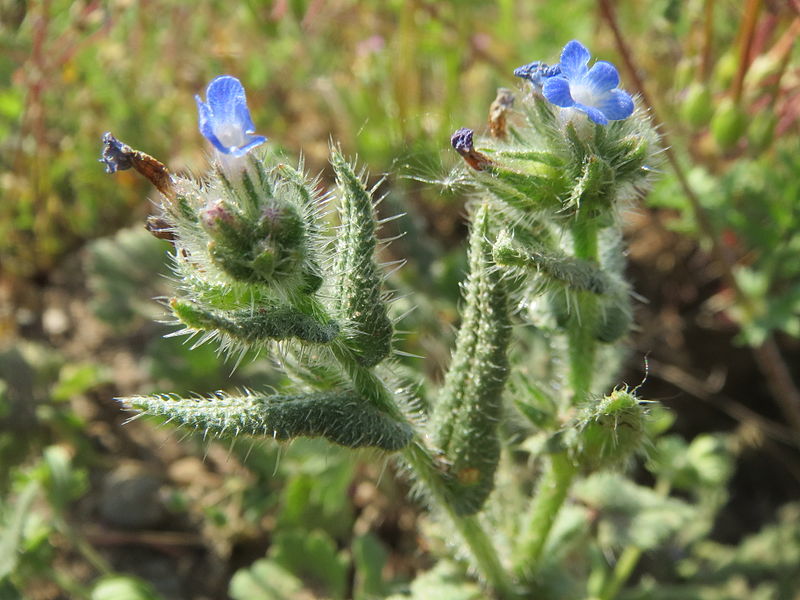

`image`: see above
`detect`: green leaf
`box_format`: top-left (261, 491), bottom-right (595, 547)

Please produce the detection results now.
top-left (0, 479), bottom-right (39, 580)
top-left (52, 363), bottom-right (110, 402)
top-left (572, 473), bottom-right (697, 551)
top-left (353, 533), bottom-right (389, 600)
top-left (91, 575), bottom-right (162, 600)
top-left (270, 529), bottom-right (349, 600)
top-left (405, 562), bottom-right (484, 600)
top-left (229, 559), bottom-right (305, 600)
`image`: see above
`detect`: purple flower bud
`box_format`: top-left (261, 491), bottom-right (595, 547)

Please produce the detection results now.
top-left (200, 202), bottom-right (234, 231)
top-left (99, 132), bottom-right (133, 173)
top-left (451, 128), bottom-right (475, 153)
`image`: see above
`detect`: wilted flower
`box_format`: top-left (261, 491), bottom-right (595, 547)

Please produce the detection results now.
top-left (195, 75), bottom-right (267, 157)
top-left (540, 40), bottom-right (634, 125)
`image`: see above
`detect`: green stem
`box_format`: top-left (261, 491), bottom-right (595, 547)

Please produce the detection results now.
top-left (329, 333), bottom-right (516, 597)
top-left (597, 479), bottom-right (671, 600)
top-left (514, 219), bottom-right (599, 578)
top-left (568, 219), bottom-right (600, 403)
top-left (403, 441), bottom-right (519, 599)
top-left (514, 452), bottom-right (577, 576)
top-left (57, 517), bottom-right (113, 576)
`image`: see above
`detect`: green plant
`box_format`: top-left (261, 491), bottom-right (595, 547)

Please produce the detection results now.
top-left (96, 35), bottom-right (800, 599)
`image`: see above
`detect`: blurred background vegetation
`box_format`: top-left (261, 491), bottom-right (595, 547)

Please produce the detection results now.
top-left (1, 0), bottom-right (799, 598)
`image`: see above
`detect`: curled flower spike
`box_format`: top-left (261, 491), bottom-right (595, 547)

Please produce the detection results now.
top-left (513, 61), bottom-right (561, 89)
top-left (451, 128), bottom-right (492, 171)
top-left (540, 40), bottom-right (634, 125)
top-left (100, 132), bottom-right (174, 199)
top-left (195, 75), bottom-right (267, 157)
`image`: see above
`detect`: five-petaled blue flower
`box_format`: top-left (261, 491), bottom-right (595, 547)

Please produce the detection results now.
top-left (526, 40), bottom-right (634, 126)
top-left (195, 75), bottom-right (267, 157)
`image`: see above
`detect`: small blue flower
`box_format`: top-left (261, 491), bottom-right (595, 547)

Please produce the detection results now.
top-left (513, 61), bottom-right (561, 89)
top-left (195, 76), bottom-right (267, 157)
top-left (540, 40), bottom-right (634, 125)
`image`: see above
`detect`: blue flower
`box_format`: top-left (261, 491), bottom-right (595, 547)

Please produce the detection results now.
top-left (540, 40), bottom-right (634, 125)
top-left (513, 61), bottom-right (561, 89)
top-left (195, 76), bottom-right (267, 157)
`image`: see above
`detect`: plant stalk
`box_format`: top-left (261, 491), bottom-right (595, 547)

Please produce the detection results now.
top-left (403, 441), bottom-right (519, 599)
top-left (329, 330), bottom-right (516, 597)
top-left (513, 451), bottom-right (577, 576)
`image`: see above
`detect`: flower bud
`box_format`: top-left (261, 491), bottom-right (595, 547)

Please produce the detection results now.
top-left (567, 388), bottom-right (647, 471)
top-left (711, 98), bottom-right (748, 152)
top-left (680, 84), bottom-right (714, 130)
top-left (747, 112), bottom-right (777, 155)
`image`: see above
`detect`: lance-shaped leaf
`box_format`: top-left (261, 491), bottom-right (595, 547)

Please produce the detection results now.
top-left (171, 298), bottom-right (339, 345)
top-left (330, 149), bottom-right (393, 367)
top-left (122, 390), bottom-right (413, 451)
top-left (431, 203), bottom-right (511, 515)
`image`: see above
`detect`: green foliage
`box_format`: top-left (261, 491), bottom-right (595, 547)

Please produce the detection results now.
top-left (90, 576), bottom-right (161, 600)
top-left (330, 149), bottom-right (394, 367)
top-left (124, 391), bottom-right (413, 451)
top-left (5, 2), bottom-right (800, 598)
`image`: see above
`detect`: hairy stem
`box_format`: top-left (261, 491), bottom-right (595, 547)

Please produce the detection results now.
top-left (403, 441), bottom-right (519, 599)
top-left (328, 325), bottom-right (516, 596)
top-left (514, 452), bottom-right (577, 576)
top-left (568, 219), bottom-right (600, 403)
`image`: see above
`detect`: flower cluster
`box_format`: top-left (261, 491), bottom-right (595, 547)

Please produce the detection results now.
top-left (515, 40), bottom-right (634, 125)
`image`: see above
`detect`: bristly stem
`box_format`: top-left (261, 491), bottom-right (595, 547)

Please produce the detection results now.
top-left (513, 452), bottom-right (578, 577)
top-left (568, 218), bottom-right (600, 404)
top-left (515, 217), bottom-right (599, 578)
top-left (402, 441), bottom-right (519, 599)
top-left (327, 313), bottom-right (516, 597)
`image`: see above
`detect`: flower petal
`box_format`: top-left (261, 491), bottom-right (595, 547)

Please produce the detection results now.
top-left (542, 76), bottom-right (575, 107)
top-left (574, 103), bottom-right (609, 125)
top-left (196, 75), bottom-right (266, 156)
top-left (228, 134), bottom-right (267, 157)
top-left (559, 40), bottom-right (590, 79)
top-left (585, 61), bottom-right (619, 94)
top-left (196, 95), bottom-right (230, 154)
top-left (206, 76), bottom-right (249, 128)
top-left (597, 89), bottom-right (634, 121)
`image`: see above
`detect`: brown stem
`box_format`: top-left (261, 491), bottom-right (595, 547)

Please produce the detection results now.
top-left (732, 0), bottom-right (763, 103)
top-left (753, 337), bottom-right (800, 432)
top-left (700, 0), bottom-right (715, 81)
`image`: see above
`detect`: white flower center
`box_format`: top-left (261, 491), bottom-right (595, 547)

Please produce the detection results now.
top-left (214, 120), bottom-right (246, 149)
top-left (570, 80), bottom-right (599, 107)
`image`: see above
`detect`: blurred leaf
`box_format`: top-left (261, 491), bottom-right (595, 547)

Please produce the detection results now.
top-left (648, 434), bottom-right (734, 492)
top-left (36, 445), bottom-right (87, 511)
top-left (91, 575), bottom-right (163, 600)
top-left (0, 479), bottom-right (39, 580)
top-left (86, 227), bottom-right (171, 330)
top-left (52, 362), bottom-right (110, 402)
top-left (229, 559), bottom-right (306, 600)
top-left (402, 561), bottom-right (484, 600)
top-left (572, 473), bottom-right (697, 551)
top-left (353, 533), bottom-right (389, 600)
top-left (270, 529), bottom-right (349, 600)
